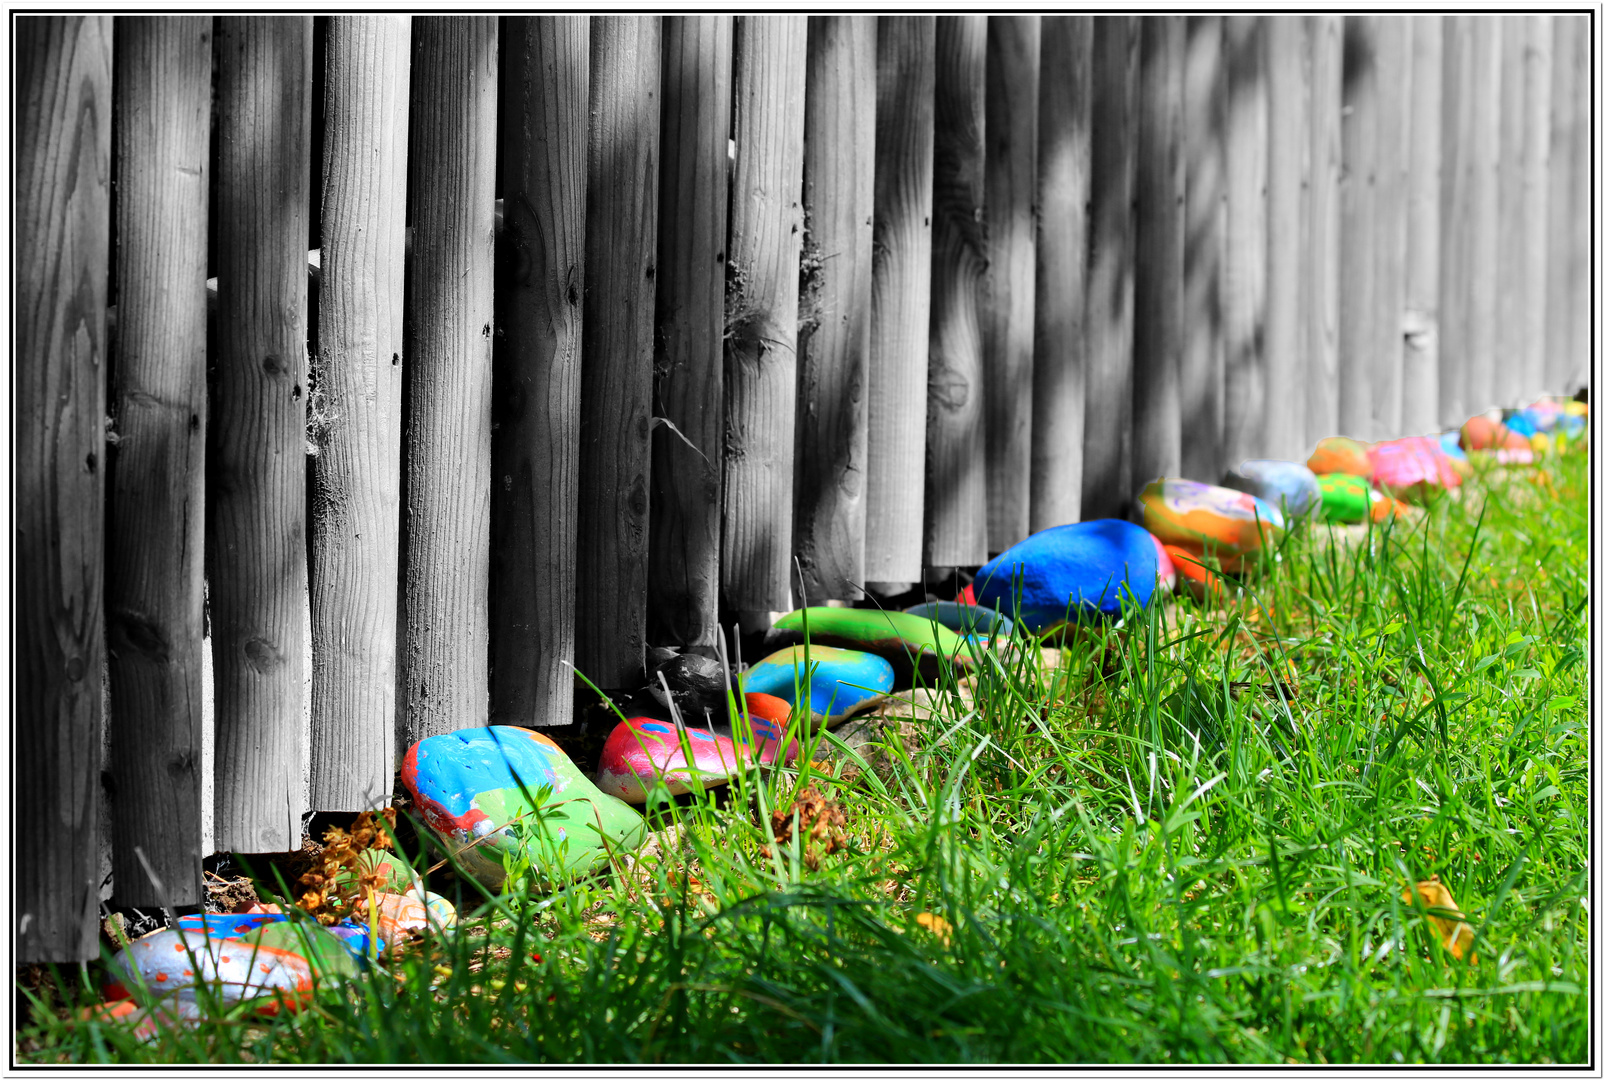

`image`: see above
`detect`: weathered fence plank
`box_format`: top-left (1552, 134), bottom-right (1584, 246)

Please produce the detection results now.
top-left (724, 15), bottom-right (808, 611)
top-left (577, 15), bottom-right (660, 689)
top-left (1519, 16), bottom-right (1553, 405)
top-left (210, 16), bottom-right (313, 852)
top-left (1337, 15), bottom-right (1379, 441)
top-left (1083, 15), bottom-right (1140, 517)
top-left (1401, 15), bottom-right (1443, 437)
top-left (491, 16), bottom-right (588, 726)
top-left (926, 15), bottom-right (988, 567)
top-left (865, 16), bottom-right (935, 587)
top-left (1451, 17), bottom-right (1506, 419)
top-left (651, 15), bottom-right (733, 647)
top-left (311, 15), bottom-right (411, 811)
top-left (1132, 15), bottom-right (1184, 488)
top-left (982, 15), bottom-right (1039, 553)
top-left (1222, 16), bottom-right (1267, 465)
top-left (1304, 15), bottom-right (1344, 443)
top-left (107, 15), bottom-right (210, 907)
top-left (1369, 18), bottom-right (1413, 440)
top-left (1546, 16), bottom-right (1588, 397)
top-left (1030, 16), bottom-right (1092, 532)
top-left (1262, 15), bottom-right (1308, 461)
top-left (1438, 17), bottom-right (1477, 428)
top-left (1494, 16), bottom-right (1530, 412)
top-left (795, 16), bottom-right (875, 600)
top-left (401, 16), bottom-right (497, 747)
top-left (17, 14), bottom-right (112, 961)
top-left (1180, 15), bottom-right (1226, 483)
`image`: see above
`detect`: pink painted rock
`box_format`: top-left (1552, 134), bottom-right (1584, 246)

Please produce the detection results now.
top-left (1368, 436), bottom-right (1462, 502)
top-left (596, 716), bottom-right (741, 803)
top-left (733, 692), bottom-right (801, 766)
top-left (1149, 531), bottom-right (1177, 592)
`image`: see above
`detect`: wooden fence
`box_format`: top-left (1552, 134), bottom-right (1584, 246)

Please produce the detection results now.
top-left (16, 14), bottom-right (1592, 961)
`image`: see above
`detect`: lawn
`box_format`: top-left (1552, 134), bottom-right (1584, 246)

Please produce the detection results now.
top-left (17, 444), bottom-right (1590, 1065)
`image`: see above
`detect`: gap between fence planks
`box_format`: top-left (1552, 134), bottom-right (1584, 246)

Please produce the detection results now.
top-left (402, 16), bottom-right (497, 748)
top-left (491, 16), bottom-right (588, 726)
top-left (794, 15), bottom-right (876, 602)
top-left (651, 15), bottom-right (733, 649)
top-left (107, 15), bottom-right (210, 907)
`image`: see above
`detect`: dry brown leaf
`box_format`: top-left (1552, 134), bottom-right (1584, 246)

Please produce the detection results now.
top-left (1403, 876), bottom-right (1476, 963)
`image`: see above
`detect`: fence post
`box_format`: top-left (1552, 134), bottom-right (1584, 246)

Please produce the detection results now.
top-left (1371, 18), bottom-right (1413, 440)
top-left (1180, 16), bottom-right (1226, 483)
top-left (1083, 15), bottom-right (1140, 517)
top-left (492, 18), bottom-right (588, 726)
top-left (795, 16), bottom-right (876, 601)
top-left (210, 16), bottom-right (312, 853)
top-left (1401, 15), bottom-right (1443, 437)
top-left (652, 16), bottom-right (733, 647)
top-left (1494, 17), bottom-right (1531, 412)
top-left (1222, 16), bottom-right (1267, 466)
top-left (983, 15), bottom-right (1039, 553)
top-left (107, 15), bottom-right (210, 908)
top-left (1519, 16), bottom-right (1553, 405)
top-left (1030, 16), bottom-right (1092, 532)
top-left (1462, 18), bottom-right (1504, 417)
top-left (1304, 15), bottom-right (1343, 445)
top-left (865, 16), bottom-right (935, 588)
top-left (1546, 16), bottom-right (1588, 397)
top-left (17, 14), bottom-right (112, 962)
top-left (723, 15), bottom-right (808, 614)
top-left (1337, 16), bottom-right (1378, 441)
top-left (401, 17), bottom-right (497, 747)
top-left (1438, 17), bottom-right (1476, 428)
top-left (925, 15), bottom-right (988, 567)
top-left (1263, 16), bottom-right (1308, 460)
top-left (576, 16), bottom-right (661, 690)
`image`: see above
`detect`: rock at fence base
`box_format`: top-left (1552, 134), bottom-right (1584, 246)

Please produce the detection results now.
top-left (1150, 533), bottom-right (1177, 592)
top-left (1164, 544), bottom-right (1230, 604)
top-left (403, 726), bottom-right (646, 889)
top-left (1461, 414), bottom-right (1530, 452)
top-left (1221, 459), bottom-right (1323, 522)
top-left (730, 692), bottom-right (801, 765)
top-left (1136, 478), bottom-right (1284, 572)
top-left (1317, 473), bottom-right (1400, 523)
top-left (741, 644), bottom-right (894, 726)
top-left (80, 997), bottom-right (203, 1042)
top-left (595, 716), bottom-right (741, 804)
top-left (1307, 436), bottom-right (1374, 478)
top-left (649, 652), bottom-right (733, 721)
top-left (762, 608), bottom-right (972, 686)
top-left (1368, 437), bottom-right (1463, 502)
top-left (973, 518), bottom-right (1159, 632)
top-left (903, 600), bottom-right (1015, 639)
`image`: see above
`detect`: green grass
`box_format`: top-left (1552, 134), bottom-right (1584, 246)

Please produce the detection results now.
top-left (18, 447), bottom-right (1590, 1064)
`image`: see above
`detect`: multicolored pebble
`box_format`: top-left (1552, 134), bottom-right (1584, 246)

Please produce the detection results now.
top-left (1221, 459), bottom-right (1323, 521)
top-left (1368, 436), bottom-right (1462, 502)
top-left (595, 717), bottom-right (741, 803)
top-left (1150, 533), bottom-right (1177, 593)
top-left (973, 519), bottom-right (1160, 632)
top-left (762, 608), bottom-right (972, 685)
top-left (1317, 472), bottom-right (1398, 524)
top-left (1461, 414), bottom-right (1530, 452)
top-left (732, 692), bottom-right (801, 766)
top-left (1136, 478), bottom-right (1284, 572)
top-left (1307, 436), bottom-right (1374, 478)
top-left (903, 600), bottom-right (1015, 639)
top-left (1164, 544), bottom-right (1230, 604)
top-left (741, 644), bottom-right (894, 726)
top-left (403, 726), bottom-right (646, 889)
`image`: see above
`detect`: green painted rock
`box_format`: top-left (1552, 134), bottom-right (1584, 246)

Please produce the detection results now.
top-left (1318, 472), bottom-right (1385, 524)
top-left (762, 607), bottom-right (973, 686)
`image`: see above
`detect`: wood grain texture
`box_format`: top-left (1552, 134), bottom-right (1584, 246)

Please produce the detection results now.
top-left (1131, 15), bottom-right (1184, 489)
top-left (1337, 15), bottom-right (1379, 441)
top-left (491, 17), bottom-right (588, 724)
top-left (651, 16), bottom-right (732, 647)
top-left (1466, 17), bottom-right (1503, 417)
top-left (1082, 15), bottom-right (1140, 518)
top-left (1222, 16), bottom-right (1268, 464)
top-left (865, 16), bottom-right (935, 583)
top-left (925, 15), bottom-right (988, 566)
top-left (1437, 17), bottom-right (1477, 428)
top-left (310, 16), bottom-right (411, 810)
top-left (1401, 15), bottom-right (1443, 437)
top-left (107, 16), bottom-right (210, 907)
top-left (209, 16), bottom-right (312, 852)
top-left (1030, 16), bottom-right (1092, 531)
top-left (1262, 15), bottom-right (1309, 460)
top-left (795, 16), bottom-right (875, 599)
top-left (1494, 16), bottom-right (1529, 411)
top-left (1304, 16), bottom-right (1344, 443)
top-left (1519, 15), bottom-right (1553, 403)
top-left (577, 16), bottom-right (660, 689)
top-left (16, 14), bottom-right (111, 962)
top-left (723, 15), bottom-right (807, 609)
top-left (1180, 16), bottom-right (1226, 483)
top-left (1369, 17), bottom-right (1413, 439)
top-left (402, 17), bottom-right (496, 746)
top-left (1545, 17), bottom-right (1588, 396)
top-left (982, 15), bottom-right (1039, 553)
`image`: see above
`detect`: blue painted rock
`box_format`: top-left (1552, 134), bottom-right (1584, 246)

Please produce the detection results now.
top-left (903, 600), bottom-right (1015, 639)
top-left (1136, 478), bottom-right (1284, 572)
top-left (741, 644), bottom-right (894, 726)
top-left (1220, 460), bottom-right (1323, 522)
top-left (973, 519), bottom-right (1159, 633)
top-left (762, 608), bottom-right (971, 685)
top-left (403, 726), bottom-right (646, 889)
top-left (595, 716), bottom-right (740, 803)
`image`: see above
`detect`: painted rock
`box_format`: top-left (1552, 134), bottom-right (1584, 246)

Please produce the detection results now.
top-left (763, 608), bottom-right (972, 685)
top-left (1368, 437), bottom-right (1462, 502)
top-left (1221, 459), bottom-right (1323, 522)
top-left (595, 716), bottom-right (740, 803)
top-left (957, 583), bottom-right (977, 605)
top-left (79, 997), bottom-right (199, 1042)
top-left (403, 726), bottom-right (646, 889)
top-left (1136, 478), bottom-right (1284, 572)
top-left (1307, 436), bottom-right (1374, 478)
top-left (1461, 414), bottom-right (1530, 452)
top-left (973, 519), bottom-right (1159, 632)
top-left (903, 600), bottom-right (1015, 639)
top-left (1150, 533), bottom-right (1177, 593)
top-left (1495, 446), bottom-right (1535, 465)
top-left (1503, 410), bottom-right (1539, 437)
top-left (1317, 473), bottom-right (1398, 524)
top-left (1163, 544), bottom-right (1229, 604)
top-left (741, 644), bottom-right (894, 726)
top-left (1564, 400), bottom-right (1587, 417)
top-left (356, 890), bottom-right (456, 948)
top-left (1529, 431), bottom-right (1551, 454)
top-left (649, 652), bottom-right (733, 720)
top-left (732, 692), bottom-right (801, 765)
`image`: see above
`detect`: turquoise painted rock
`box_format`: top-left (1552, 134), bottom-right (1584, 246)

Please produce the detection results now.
top-left (403, 726), bottom-right (646, 889)
top-left (762, 608), bottom-right (972, 685)
top-left (741, 644), bottom-right (894, 726)
top-left (1221, 460), bottom-right (1323, 522)
top-left (973, 519), bottom-right (1159, 633)
top-left (595, 716), bottom-right (740, 803)
top-left (903, 600), bottom-right (1015, 639)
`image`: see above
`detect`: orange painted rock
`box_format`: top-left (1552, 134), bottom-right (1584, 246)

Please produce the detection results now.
top-left (596, 717), bottom-right (741, 803)
top-left (1307, 436), bottom-right (1373, 478)
top-left (1461, 414), bottom-right (1530, 452)
top-left (1136, 478), bottom-right (1285, 572)
top-left (1163, 544), bottom-right (1229, 604)
top-left (734, 692), bottom-right (801, 766)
